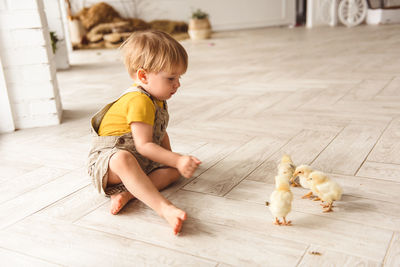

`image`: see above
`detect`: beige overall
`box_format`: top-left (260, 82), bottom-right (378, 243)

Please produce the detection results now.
top-left (87, 86), bottom-right (169, 196)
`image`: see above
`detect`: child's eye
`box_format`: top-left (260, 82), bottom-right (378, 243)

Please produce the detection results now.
top-left (167, 76), bottom-right (181, 81)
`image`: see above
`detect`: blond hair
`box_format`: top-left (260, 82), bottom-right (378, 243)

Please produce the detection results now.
top-left (120, 30), bottom-right (188, 77)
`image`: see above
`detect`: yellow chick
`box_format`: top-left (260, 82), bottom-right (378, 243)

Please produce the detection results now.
top-left (307, 171), bottom-right (343, 212)
top-left (292, 165), bottom-right (314, 199)
top-left (269, 175), bottom-right (293, 226)
top-left (278, 154), bottom-right (296, 180)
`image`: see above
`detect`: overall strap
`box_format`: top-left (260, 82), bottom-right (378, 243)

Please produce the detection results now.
top-left (121, 85), bottom-right (152, 99)
top-left (122, 85), bottom-right (167, 110)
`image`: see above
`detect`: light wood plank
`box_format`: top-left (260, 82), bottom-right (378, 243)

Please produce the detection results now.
top-left (246, 129), bottom-right (339, 182)
top-left (0, 168), bottom-right (90, 229)
top-left (183, 136), bottom-right (288, 196)
top-left (163, 141), bottom-right (244, 198)
top-left (166, 190), bottom-right (392, 261)
top-left (341, 79), bottom-right (390, 101)
top-left (267, 88), bottom-right (323, 111)
top-left (168, 122), bottom-right (256, 143)
top-left (378, 77), bottom-right (400, 96)
top-left (174, 116), bottom-right (299, 141)
top-left (0, 158), bottom-right (42, 180)
top-left (1, 24), bottom-right (400, 266)
top-left (25, 147), bottom-right (86, 170)
top-left (368, 118), bottom-right (400, 164)
top-left (35, 185), bottom-right (108, 223)
top-left (332, 99), bottom-right (400, 117)
top-left (226, 180), bottom-right (400, 231)
top-left (165, 133), bottom-right (207, 155)
top-left (0, 166), bottom-right (70, 204)
top-left (252, 110), bottom-right (347, 132)
top-left (229, 92), bottom-right (288, 118)
top-left (357, 161), bottom-right (400, 183)
top-left (2, 136), bottom-right (89, 170)
top-left (168, 96), bottom-right (216, 126)
top-left (293, 104), bottom-right (392, 127)
top-left (331, 173), bottom-right (400, 204)
top-left (297, 83), bottom-right (356, 108)
top-left (0, 216), bottom-right (216, 266)
top-left (0, 247), bottom-right (59, 267)
top-left (384, 232), bottom-right (400, 267)
top-left (312, 124), bottom-right (383, 175)
top-left (190, 95), bottom-right (239, 122)
top-left (303, 71), bottom-right (391, 81)
top-left (258, 109), bottom-right (389, 130)
top-left (298, 245), bottom-right (380, 267)
top-left (76, 201), bottom-right (307, 266)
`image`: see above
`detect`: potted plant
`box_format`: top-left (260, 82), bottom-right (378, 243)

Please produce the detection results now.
top-left (49, 31), bottom-right (59, 54)
top-left (188, 9), bottom-right (211, 40)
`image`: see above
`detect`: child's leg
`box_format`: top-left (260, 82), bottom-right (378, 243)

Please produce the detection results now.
top-left (109, 167), bottom-right (180, 215)
top-left (149, 167), bottom-right (180, 189)
top-left (107, 150), bottom-right (186, 235)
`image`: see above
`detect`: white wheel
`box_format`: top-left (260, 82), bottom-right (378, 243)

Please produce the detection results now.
top-left (338, 0), bottom-right (368, 27)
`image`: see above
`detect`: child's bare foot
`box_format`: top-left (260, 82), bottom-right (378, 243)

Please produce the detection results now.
top-left (110, 191), bottom-right (135, 215)
top-left (161, 203), bottom-right (187, 235)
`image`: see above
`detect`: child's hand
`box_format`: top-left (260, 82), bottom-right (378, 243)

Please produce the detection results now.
top-left (177, 155), bottom-right (201, 178)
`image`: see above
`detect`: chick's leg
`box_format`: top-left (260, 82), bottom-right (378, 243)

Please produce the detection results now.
top-left (302, 191), bottom-right (313, 199)
top-left (323, 202), bottom-right (334, 212)
top-left (290, 177), bottom-right (300, 187)
top-left (282, 217), bottom-right (292, 226)
top-left (274, 217), bottom-right (282, 225)
top-left (313, 197), bottom-right (321, 201)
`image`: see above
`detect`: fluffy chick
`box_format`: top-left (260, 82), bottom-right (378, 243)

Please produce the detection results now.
top-left (307, 171), bottom-right (343, 212)
top-left (278, 154), bottom-right (296, 180)
top-left (292, 165), bottom-right (314, 199)
top-left (269, 175), bottom-right (293, 225)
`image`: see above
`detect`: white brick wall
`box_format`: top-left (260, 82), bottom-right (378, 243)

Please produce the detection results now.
top-left (0, 1), bottom-right (6, 10)
top-left (7, 0), bottom-right (39, 10)
top-left (43, 0), bottom-right (69, 69)
top-left (1, 46), bottom-right (50, 66)
top-left (0, 10), bottom-right (42, 28)
top-left (5, 64), bottom-right (53, 84)
top-left (0, 57), bottom-right (15, 133)
top-left (0, 0), bottom-right (62, 131)
top-left (9, 28), bottom-right (46, 46)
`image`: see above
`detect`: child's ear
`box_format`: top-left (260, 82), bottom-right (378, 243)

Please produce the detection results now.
top-left (137, 69), bottom-right (148, 84)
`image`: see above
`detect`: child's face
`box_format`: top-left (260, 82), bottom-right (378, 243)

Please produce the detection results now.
top-left (142, 67), bottom-right (184, 101)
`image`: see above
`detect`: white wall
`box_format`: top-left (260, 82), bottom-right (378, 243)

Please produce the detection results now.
top-left (0, 57), bottom-right (15, 133)
top-left (68, 0), bottom-right (295, 31)
top-left (0, 0), bottom-right (63, 131)
top-left (43, 0), bottom-right (69, 69)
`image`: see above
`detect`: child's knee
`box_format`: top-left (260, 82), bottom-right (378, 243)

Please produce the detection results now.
top-left (110, 150), bottom-right (138, 170)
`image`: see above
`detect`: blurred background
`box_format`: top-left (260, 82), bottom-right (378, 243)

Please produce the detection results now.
top-left (1, 0), bottom-right (399, 133)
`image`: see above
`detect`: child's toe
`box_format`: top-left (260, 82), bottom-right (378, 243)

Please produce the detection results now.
top-left (175, 219), bottom-right (183, 235)
top-left (179, 211), bottom-right (187, 221)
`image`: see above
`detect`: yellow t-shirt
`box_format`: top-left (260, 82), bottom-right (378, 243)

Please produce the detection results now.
top-left (98, 91), bottom-right (164, 136)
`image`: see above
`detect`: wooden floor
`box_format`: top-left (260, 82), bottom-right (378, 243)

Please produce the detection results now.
top-left (1, 24), bottom-right (400, 266)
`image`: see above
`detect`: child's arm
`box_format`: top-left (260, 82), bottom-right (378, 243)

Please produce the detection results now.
top-left (131, 122), bottom-right (201, 178)
top-left (161, 132), bottom-right (172, 151)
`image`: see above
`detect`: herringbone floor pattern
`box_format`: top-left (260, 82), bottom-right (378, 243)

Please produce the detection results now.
top-left (1, 24), bottom-right (400, 266)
